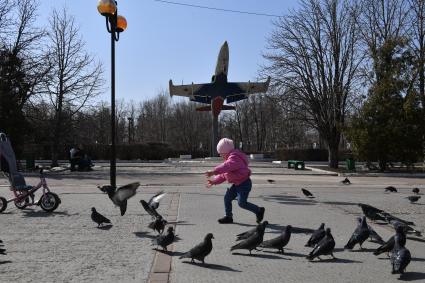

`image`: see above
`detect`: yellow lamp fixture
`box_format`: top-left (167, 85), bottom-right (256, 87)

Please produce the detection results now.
top-left (97, 0), bottom-right (116, 17)
top-left (116, 15), bottom-right (127, 32)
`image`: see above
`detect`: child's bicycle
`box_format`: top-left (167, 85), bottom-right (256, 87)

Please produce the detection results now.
top-left (0, 169), bottom-right (61, 213)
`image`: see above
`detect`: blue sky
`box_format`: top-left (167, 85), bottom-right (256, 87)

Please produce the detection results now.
top-left (37, 0), bottom-right (299, 103)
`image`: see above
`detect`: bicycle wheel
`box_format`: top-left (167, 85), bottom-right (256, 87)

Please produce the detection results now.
top-left (40, 192), bottom-right (61, 212)
top-left (0, 197), bottom-right (7, 213)
top-left (14, 194), bottom-right (30, 209)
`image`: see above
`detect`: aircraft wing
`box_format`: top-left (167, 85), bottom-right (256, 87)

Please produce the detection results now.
top-left (169, 80), bottom-right (213, 103)
top-left (226, 77), bottom-right (271, 103)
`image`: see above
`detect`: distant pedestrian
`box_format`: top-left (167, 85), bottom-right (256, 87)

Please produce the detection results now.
top-left (69, 146), bottom-right (81, 171)
top-left (205, 138), bottom-right (265, 224)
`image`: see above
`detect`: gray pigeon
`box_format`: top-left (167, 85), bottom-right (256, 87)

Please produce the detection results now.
top-left (341, 178), bottom-right (351, 185)
top-left (267, 179), bottom-right (275, 184)
top-left (236, 221), bottom-right (269, 241)
top-left (412, 188), bottom-right (420, 195)
top-left (140, 191), bottom-right (166, 219)
top-left (385, 186), bottom-right (397, 193)
top-left (344, 216), bottom-right (370, 250)
top-left (91, 207), bottom-right (111, 227)
top-left (406, 196), bottom-right (421, 203)
top-left (102, 182), bottom-right (141, 216)
top-left (391, 234), bottom-right (411, 275)
top-left (301, 188), bottom-right (314, 198)
top-left (374, 226), bottom-right (406, 257)
top-left (152, 226), bottom-right (175, 251)
top-left (148, 216), bottom-right (167, 234)
top-left (356, 217), bottom-right (384, 244)
top-left (389, 220), bottom-right (422, 236)
top-left (259, 225), bottom-right (292, 254)
top-left (306, 228), bottom-right (336, 261)
top-left (305, 223), bottom-right (325, 247)
top-left (179, 233), bottom-right (214, 264)
top-left (231, 221), bottom-right (268, 255)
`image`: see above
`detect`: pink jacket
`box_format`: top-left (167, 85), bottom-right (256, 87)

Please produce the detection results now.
top-left (211, 149), bottom-right (251, 186)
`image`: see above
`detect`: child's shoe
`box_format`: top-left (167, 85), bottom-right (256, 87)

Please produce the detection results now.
top-left (218, 216), bottom-right (233, 224)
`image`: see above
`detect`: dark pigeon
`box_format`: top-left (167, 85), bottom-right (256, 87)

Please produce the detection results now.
top-left (357, 217), bottom-right (384, 244)
top-left (152, 226), bottom-right (175, 251)
top-left (301, 188), bottom-right (314, 198)
top-left (91, 207), bottom-right (111, 227)
top-left (374, 226), bottom-right (406, 257)
top-left (231, 221), bottom-right (268, 255)
top-left (344, 216), bottom-right (370, 250)
top-left (385, 186), bottom-right (397, 193)
top-left (341, 178), bottom-right (351, 185)
top-left (140, 191), bottom-right (166, 219)
top-left (391, 234), bottom-right (411, 275)
top-left (412, 188), bottom-right (420, 195)
top-left (259, 225), bottom-right (292, 254)
top-left (306, 228), bottom-right (336, 261)
top-left (358, 203), bottom-right (386, 222)
top-left (102, 182), bottom-right (141, 216)
top-left (406, 196), bottom-right (421, 203)
top-left (305, 223), bottom-right (326, 247)
top-left (389, 220), bottom-right (422, 237)
top-left (148, 216), bottom-right (167, 234)
top-left (236, 221), bottom-right (269, 241)
top-left (267, 179), bottom-right (275, 184)
top-left (180, 233), bottom-right (214, 264)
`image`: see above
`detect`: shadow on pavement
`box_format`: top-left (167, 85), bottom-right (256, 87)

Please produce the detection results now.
top-left (233, 222), bottom-right (256, 227)
top-left (231, 252), bottom-right (288, 259)
top-left (267, 223), bottom-right (314, 234)
top-left (312, 258), bottom-right (362, 264)
top-left (0, 260), bottom-right (12, 265)
top-left (407, 237), bottom-right (425, 243)
top-left (182, 261), bottom-right (241, 272)
top-left (21, 210), bottom-right (75, 217)
top-left (399, 272), bottom-right (425, 281)
top-left (133, 231), bottom-right (156, 239)
top-left (320, 201), bottom-right (357, 206)
top-left (262, 194), bottom-right (317, 206)
top-left (97, 224), bottom-right (113, 230)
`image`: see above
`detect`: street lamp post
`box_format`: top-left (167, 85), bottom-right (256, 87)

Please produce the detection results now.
top-left (97, 0), bottom-right (127, 188)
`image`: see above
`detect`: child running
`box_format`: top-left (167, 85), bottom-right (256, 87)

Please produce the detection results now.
top-left (206, 138), bottom-right (265, 224)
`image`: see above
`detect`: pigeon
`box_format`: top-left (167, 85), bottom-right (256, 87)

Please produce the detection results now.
top-left (98, 185), bottom-right (111, 194)
top-left (341, 178), bottom-right (351, 185)
top-left (306, 228), bottom-right (336, 261)
top-left (259, 225), bottom-right (292, 254)
top-left (305, 223), bottom-right (326, 247)
top-left (301, 188), bottom-right (314, 198)
top-left (152, 226), bottom-right (175, 251)
top-left (231, 221), bottom-right (268, 255)
top-left (140, 191), bottom-right (166, 219)
top-left (406, 196), bottom-right (421, 203)
top-left (412, 188), bottom-right (420, 195)
top-left (148, 216), bottom-right (167, 234)
top-left (385, 186), bottom-right (397, 193)
top-left (389, 220), bottom-right (422, 236)
top-left (102, 182), bottom-right (141, 216)
top-left (358, 203), bottom-right (386, 222)
top-left (179, 233), bottom-right (214, 264)
top-left (344, 216), bottom-right (370, 250)
top-left (391, 234), bottom-right (411, 275)
top-left (356, 217), bottom-right (384, 244)
top-left (374, 226), bottom-right (406, 257)
top-left (267, 179), bottom-right (275, 184)
top-left (236, 221), bottom-right (268, 241)
top-left (91, 207), bottom-right (111, 227)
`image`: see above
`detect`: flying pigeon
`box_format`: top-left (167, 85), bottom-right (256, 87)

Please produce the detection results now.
top-left (406, 196), bottom-right (421, 203)
top-left (180, 233), bottom-right (214, 264)
top-left (412, 188), bottom-right (420, 195)
top-left (341, 178), bottom-right (351, 185)
top-left (152, 226), bottom-right (175, 251)
top-left (305, 223), bottom-right (326, 247)
top-left (267, 179), bottom-right (275, 184)
top-left (306, 228), bottom-right (336, 261)
top-left (148, 216), bottom-right (167, 234)
top-left (140, 191), bottom-right (166, 219)
top-left (391, 234), bottom-right (411, 275)
top-left (374, 226), bottom-right (406, 257)
top-left (102, 182), bottom-right (141, 216)
top-left (91, 207), bottom-right (111, 227)
top-left (236, 221), bottom-right (268, 241)
top-left (356, 217), bottom-right (384, 244)
top-left (259, 225), bottom-right (292, 254)
top-left (301, 188), bottom-right (314, 198)
top-left (385, 186), bottom-right (397, 193)
top-left (344, 216), bottom-right (370, 250)
top-left (358, 203), bottom-right (386, 222)
top-left (231, 221), bottom-right (268, 255)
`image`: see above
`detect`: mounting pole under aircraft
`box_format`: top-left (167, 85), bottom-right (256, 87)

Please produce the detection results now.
top-left (169, 41), bottom-right (270, 157)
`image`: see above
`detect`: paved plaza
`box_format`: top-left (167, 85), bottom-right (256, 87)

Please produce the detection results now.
top-left (0, 161), bottom-right (424, 282)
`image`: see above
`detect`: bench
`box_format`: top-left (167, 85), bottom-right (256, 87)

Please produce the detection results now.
top-left (287, 160), bottom-right (305, 170)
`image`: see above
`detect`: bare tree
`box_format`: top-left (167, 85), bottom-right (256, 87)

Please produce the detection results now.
top-left (264, 0), bottom-right (363, 168)
top-left (44, 8), bottom-right (104, 166)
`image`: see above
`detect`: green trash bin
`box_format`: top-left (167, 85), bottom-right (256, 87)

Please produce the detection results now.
top-left (26, 157), bottom-right (35, 170)
top-left (346, 158), bottom-right (355, 171)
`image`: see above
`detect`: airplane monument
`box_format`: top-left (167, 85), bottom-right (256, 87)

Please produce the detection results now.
top-left (169, 41), bottom-right (270, 156)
